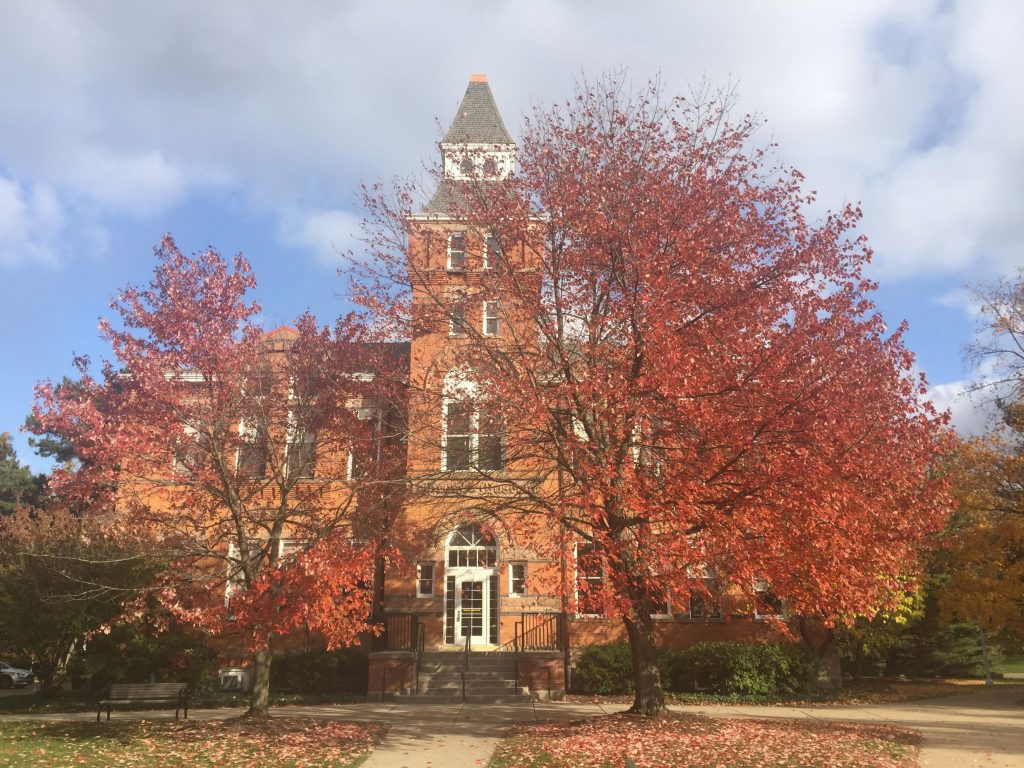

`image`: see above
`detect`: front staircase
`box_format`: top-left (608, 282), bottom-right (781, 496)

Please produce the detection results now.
top-left (399, 651), bottom-right (533, 704)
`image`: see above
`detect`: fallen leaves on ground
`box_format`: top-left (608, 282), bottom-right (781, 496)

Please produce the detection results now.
top-left (0, 717), bottom-right (384, 768)
top-left (489, 713), bottom-right (919, 768)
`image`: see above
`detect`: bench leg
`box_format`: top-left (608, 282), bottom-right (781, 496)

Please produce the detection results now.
top-left (107, 705), bottom-right (111, 721)
top-left (96, 706), bottom-right (101, 723)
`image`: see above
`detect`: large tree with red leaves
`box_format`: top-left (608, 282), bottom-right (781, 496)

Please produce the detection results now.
top-left (357, 79), bottom-right (953, 714)
top-left (31, 237), bottom-right (406, 718)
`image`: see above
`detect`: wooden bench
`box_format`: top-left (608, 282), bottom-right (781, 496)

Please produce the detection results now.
top-left (97, 682), bottom-right (189, 721)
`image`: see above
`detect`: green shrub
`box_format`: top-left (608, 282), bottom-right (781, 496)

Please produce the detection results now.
top-left (67, 620), bottom-right (219, 695)
top-left (663, 642), bottom-right (820, 695)
top-left (572, 643), bottom-right (635, 694)
top-left (270, 647), bottom-right (368, 695)
top-left (571, 641), bottom-right (820, 696)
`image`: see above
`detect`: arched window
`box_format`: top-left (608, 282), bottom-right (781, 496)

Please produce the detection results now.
top-left (446, 524), bottom-right (497, 568)
top-left (459, 157), bottom-right (474, 176)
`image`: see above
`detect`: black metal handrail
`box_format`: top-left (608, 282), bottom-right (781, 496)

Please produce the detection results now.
top-left (413, 622), bottom-right (425, 695)
top-left (519, 612), bottom-right (562, 651)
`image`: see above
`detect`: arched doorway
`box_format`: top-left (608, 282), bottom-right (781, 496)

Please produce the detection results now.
top-left (444, 524), bottom-right (499, 646)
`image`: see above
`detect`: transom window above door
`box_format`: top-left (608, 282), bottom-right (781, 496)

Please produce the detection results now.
top-left (447, 524), bottom-right (497, 568)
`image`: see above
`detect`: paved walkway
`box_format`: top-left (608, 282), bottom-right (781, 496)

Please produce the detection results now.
top-left (676, 685), bottom-right (1024, 768)
top-left (3, 686), bottom-right (1021, 767)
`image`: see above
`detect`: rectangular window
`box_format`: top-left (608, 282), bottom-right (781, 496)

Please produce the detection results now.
top-left (450, 298), bottom-right (469, 336)
top-left (477, 405), bottom-right (503, 471)
top-left (650, 589), bottom-right (671, 619)
top-left (236, 421), bottom-right (267, 478)
top-left (173, 426), bottom-right (204, 476)
top-left (575, 543), bottom-right (605, 616)
top-left (286, 432), bottom-right (315, 479)
top-left (509, 562), bottom-right (526, 595)
top-left (417, 563), bottom-right (434, 597)
top-left (348, 408), bottom-right (380, 480)
top-left (484, 235), bottom-right (503, 269)
top-left (443, 399), bottom-right (504, 472)
top-left (754, 581), bottom-right (785, 620)
top-left (483, 300), bottom-right (500, 336)
top-left (445, 400), bottom-right (473, 471)
top-left (448, 233), bottom-right (466, 270)
top-left (688, 577), bottom-right (723, 619)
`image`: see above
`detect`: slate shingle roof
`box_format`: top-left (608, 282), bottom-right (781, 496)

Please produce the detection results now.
top-left (422, 179), bottom-right (470, 217)
top-left (443, 75), bottom-right (514, 145)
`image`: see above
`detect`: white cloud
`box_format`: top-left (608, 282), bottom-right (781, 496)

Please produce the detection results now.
top-left (0, 0), bottom-right (1019, 279)
top-left (278, 208), bottom-right (363, 268)
top-left (926, 379), bottom-right (998, 438)
top-left (0, 176), bottom-right (64, 267)
top-left (69, 149), bottom-right (187, 216)
top-left (932, 288), bottom-right (983, 319)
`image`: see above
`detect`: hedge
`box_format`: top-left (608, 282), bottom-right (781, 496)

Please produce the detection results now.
top-left (572, 641), bottom-right (820, 696)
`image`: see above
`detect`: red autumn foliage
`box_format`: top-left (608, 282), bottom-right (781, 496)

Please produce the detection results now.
top-left (356, 77), bottom-right (954, 713)
top-left (30, 236), bottom-right (407, 717)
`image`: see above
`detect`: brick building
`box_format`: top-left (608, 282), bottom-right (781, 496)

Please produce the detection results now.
top-left (365, 76), bottom-right (787, 701)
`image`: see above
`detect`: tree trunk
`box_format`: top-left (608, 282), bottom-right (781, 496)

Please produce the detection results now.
top-left (624, 612), bottom-right (665, 715)
top-left (247, 646), bottom-right (272, 718)
top-left (820, 636), bottom-right (843, 690)
top-left (799, 618), bottom-right (842, 690)
top-left (851, 644), bottom-right (865, 684)
top-left (979, 625), bottom-right (993, 686)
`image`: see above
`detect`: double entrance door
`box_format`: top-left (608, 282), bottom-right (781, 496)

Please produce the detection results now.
top-left (445, 571), bottom-right (498, 645)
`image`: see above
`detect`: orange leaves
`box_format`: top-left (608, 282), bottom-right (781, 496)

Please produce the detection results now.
top-left (491, 713), bottom-right (919, 768)
top-left (0, 718), bottom-right (383, 768)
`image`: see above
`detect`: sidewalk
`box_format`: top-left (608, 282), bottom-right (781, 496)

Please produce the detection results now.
top-left (674, 685), bottom-right (1024, 768)
top-left (2, 686), bottom-right (1021, 768)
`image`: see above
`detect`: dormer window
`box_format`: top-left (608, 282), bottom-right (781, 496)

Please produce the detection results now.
top-left (448, 233), bottom-right (466, 270)
top-left (459, 157), bottom-right (474, 176)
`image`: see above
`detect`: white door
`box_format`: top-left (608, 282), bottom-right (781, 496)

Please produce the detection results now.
top-left (455, 577), bottom-right (487, 642)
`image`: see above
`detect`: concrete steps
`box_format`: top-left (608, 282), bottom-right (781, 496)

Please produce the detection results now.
top-left (397, 651), bottom-right (533, 704)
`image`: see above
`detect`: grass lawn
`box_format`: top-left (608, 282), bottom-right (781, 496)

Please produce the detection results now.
top-left (0, 689), bottom-right (364, 715)
top-left (995, 654), bottom-right (1024, 674)
top-left (488, 713), bottom-right (919, 768)
top-left (0, 717), bottom-right (385, 768)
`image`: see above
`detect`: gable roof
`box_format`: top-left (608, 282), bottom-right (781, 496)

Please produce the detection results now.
top-left (443, 74), bottom-right (514, 146)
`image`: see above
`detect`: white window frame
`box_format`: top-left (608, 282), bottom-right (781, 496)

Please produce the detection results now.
top-left (449, 293), bottom-right (469, 337)
top-left (172, 423), bottom-right (204, 476)
top-left (509, 562), bottom-right (527, 596)
top-left (685, 575), bottom-right (723, 621)
top-left (573, 542), bottom-right (605, 618)
top-left (416, 562), bottom-right (435, 597)
top-left (235, 418), bottom-right (268, 478)
top-left (347, 406), bottom-right (382, 480)
top-left (441, 397), bottom-right (503, 473)
top-left (447, 232), bottom-right (467, 271)
top-left (753, 580), bottom-right (787, 620)
top-left (482, 300), bottom-right (500, 336)
top-left (650, 591), bottom-right (672, 620)
top-left (285, 428), bottom-right (315, 479)
top-left (483, 235), bottom-right (502, 270)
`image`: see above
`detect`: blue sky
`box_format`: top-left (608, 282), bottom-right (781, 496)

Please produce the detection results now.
top-left (1, 0), bottom-right (1021, 472)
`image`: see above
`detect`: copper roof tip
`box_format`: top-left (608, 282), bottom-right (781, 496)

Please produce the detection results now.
top-left (469, 73), bottom-right (488, 83)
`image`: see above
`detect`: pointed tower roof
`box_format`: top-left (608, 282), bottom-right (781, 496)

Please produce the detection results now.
top-left (443, 74), bottom-right (514, 145)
